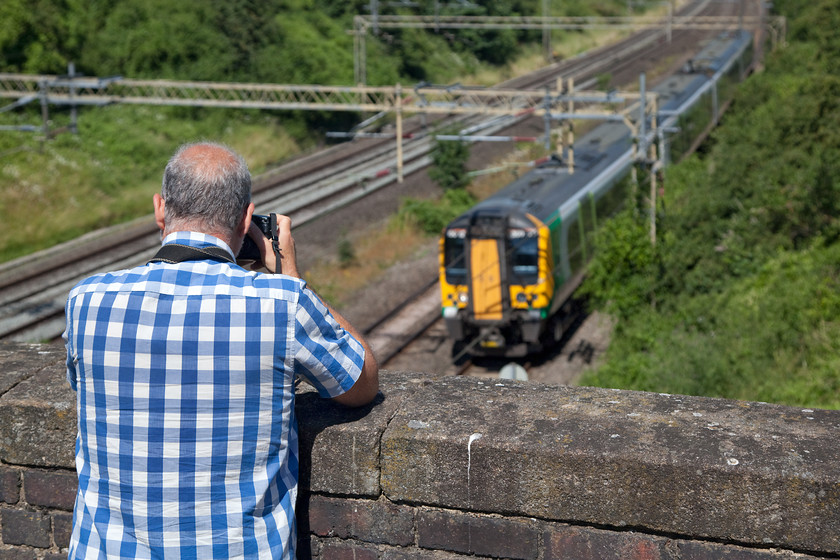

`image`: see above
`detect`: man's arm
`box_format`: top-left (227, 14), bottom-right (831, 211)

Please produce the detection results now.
top-left (314, 300), bottom-right (380, 407)
top-left (250, 215), bottom-right (380, 407)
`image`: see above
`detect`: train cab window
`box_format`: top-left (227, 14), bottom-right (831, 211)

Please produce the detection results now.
top-left (444, 235), bottom-right (467, 284)
top-left (510, 236), bottom-right (539, 285)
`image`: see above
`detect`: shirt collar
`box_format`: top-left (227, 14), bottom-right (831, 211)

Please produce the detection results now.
top-left (162, 231), bottom-right (236, 261)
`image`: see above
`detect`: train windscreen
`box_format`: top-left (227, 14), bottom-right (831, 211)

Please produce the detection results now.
top-left (444, 232), bottom-right (467, 284)
top-left (510, 236), bottom-right (539, 284)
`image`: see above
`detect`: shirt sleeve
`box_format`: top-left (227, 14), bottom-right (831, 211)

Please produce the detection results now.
top-left (293, 286), bottom-right (365, 399)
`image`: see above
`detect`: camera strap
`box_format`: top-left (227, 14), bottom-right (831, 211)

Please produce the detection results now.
top-left (269, 213), bottom-right (282, 267)
top-left (148, 243), bottom-right (234, 265)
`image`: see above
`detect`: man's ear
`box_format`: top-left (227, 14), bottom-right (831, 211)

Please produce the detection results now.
top-left (239, 202), bottom-right (255, 238)
top-left (153, 194), bottom-right (166, 233)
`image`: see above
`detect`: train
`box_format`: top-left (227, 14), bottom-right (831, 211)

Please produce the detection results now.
top-left (439, 30), bottom-right (754, 357)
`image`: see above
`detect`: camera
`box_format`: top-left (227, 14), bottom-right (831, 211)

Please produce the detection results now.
top-left (237, 214), bottom-right (274, 261)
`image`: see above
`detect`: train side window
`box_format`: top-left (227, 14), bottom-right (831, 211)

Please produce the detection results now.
top-left (444, 236), bottom-right (467, 284)
top-left (510, 237), bottom-right (539, 284)
top-left (566, 215), bottom-right (584, 274)
top-left (595, 177), bottom-right (629, 219)
top-left (580, 196), bottom-right (595, 259)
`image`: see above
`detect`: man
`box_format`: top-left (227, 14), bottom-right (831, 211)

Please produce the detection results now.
top-left (63, 141), bottom-right (379, 559)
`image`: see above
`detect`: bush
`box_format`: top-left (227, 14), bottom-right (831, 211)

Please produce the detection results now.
top-left (397, 189), bottom-right (476, 235)
top-left (428, 132), bottom-right (471, 191)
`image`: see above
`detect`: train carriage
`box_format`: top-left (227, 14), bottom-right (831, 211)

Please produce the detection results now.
top-left (440, 30), bottom-right (754, 357)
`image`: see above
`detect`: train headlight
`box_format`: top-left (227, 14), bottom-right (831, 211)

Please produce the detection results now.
top-left (516, 292), bottom-right (529, 303)
top-left (458, 292), bottom-right (469, 304)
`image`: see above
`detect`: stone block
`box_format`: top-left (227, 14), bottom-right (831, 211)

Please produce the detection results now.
top-left (0, 467), bottom-right (20, 504)
top-left (296, 372), bottom-right (417, 496)
top-left (543, 525), bottom-right (674, 560)
top-left (0, 547), bottom-right (40, 559)
top-left (1, 508), bottom-right (52, 548)
top-left (382, 548), bottom-right (475, 560)
top-left (52, 511), bottom-right (74, 548)
top-left (381, 377), bottom-right (840, 554)
top-left (307, 495), bottom-right (414, 546)
top-left (318, 540), bottom-right (378, 560)
top-left (0, 344), bottom-right (75, 469)
top-left (23, 470), bottom-right (76, 511)
top-left (417, 509), bottom-right (538, 559)
top-left (0, 343), bottom-right (64, 396)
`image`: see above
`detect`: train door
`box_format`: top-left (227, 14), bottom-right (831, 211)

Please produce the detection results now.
top-left (469, 238), bottom-right (504, 320)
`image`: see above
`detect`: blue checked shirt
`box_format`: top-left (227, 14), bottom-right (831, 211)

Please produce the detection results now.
top-left (63, 232), bottom-right (365, 559)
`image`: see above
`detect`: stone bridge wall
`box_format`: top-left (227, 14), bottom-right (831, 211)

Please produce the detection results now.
top-left (0, 341), bottom-right (837, 559)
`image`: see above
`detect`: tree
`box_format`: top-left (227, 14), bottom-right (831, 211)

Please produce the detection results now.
top-left (428, 132), bottom-right (470, 190)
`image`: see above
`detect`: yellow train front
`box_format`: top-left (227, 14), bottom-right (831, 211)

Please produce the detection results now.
top-left (440, 204), bottom-right (561, 357)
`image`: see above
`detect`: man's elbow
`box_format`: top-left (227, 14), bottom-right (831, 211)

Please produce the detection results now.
top-left (333, 357), bottom-right (379, 407)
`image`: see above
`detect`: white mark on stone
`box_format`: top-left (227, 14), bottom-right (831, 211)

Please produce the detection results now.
top-left (611, 434), bottom-right (620, 439)
top-left (727, 457), bottom-right (740, 466)
top-left (693, 412), bottom-right (703, 417)
top-left (802, 409), bottom-right (814, 413)
top-left (408, 420), bottom-right (430, 429)
top-left (467, 433), bottom-right (483, 507)
top-left (467, 433), bottom-right (483, 480)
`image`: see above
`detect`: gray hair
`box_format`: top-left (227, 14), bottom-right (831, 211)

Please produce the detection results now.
top-left (161, 141), bottom-right (251, 234)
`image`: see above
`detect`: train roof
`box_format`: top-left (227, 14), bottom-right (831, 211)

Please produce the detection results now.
top-left (444, 31), bottom-right (752, 231)
top-left (690, 29), bottom-right (752, 73)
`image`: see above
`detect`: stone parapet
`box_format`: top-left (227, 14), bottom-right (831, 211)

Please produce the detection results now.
top-left (0, 341), bottom-right (836, 559)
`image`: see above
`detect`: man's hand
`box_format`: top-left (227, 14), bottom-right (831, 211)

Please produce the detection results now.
top-left (247, 214), bottom-right (300, 278)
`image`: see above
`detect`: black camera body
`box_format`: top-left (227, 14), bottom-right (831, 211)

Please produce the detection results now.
top-left (237, 214), bottom-right (274, 261)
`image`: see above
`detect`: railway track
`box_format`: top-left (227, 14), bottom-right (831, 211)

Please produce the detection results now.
top-left (0, 0), bottom-right (759, 344)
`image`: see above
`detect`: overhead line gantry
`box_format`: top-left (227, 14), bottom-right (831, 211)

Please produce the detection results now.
top-left (0, 72), bottom-right (658, 182)
top-left (351, 13), bottom-right (785, 83)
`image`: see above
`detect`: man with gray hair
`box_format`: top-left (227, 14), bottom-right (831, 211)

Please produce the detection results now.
top-left (63, 141), bottom-right (379, 559)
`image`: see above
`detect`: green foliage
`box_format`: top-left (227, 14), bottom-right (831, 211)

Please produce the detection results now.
top-left (398, 189), bottom-right (477, 235)
top-left (595, 73), bottom-right (612, 90)
top-left (0, 0), bottom-right (638, 82)
top-left (777, 0), bottom-right (840, 75)
top-left (81, 1), bottom-right (233, 79)
top-left (579, 206), bottom-right (658, 320)
top-left (0, 0), bottom-right (82, 73)
top-left (338, 237), bottom-right (357, 269)
top-left (579, 0), bottom-right (840, 408)
top-left (581, 244), bottom-right (840, 409)
top-left (260, 9), bottom-right (355, 85)
top-left (428, 132), bottom-right (471, 191)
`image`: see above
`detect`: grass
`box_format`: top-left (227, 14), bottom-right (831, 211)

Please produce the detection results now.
top-left (0, 106), bottom-right (304, 263)
top-left (303, 217), bottom-right (432, 306)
